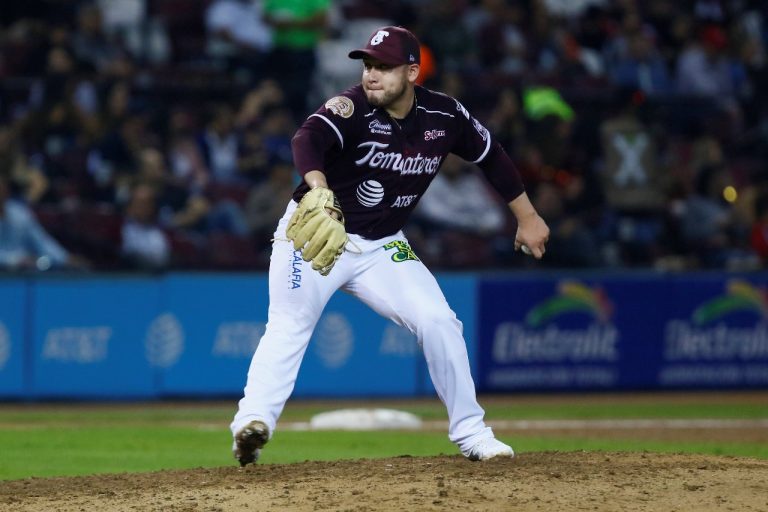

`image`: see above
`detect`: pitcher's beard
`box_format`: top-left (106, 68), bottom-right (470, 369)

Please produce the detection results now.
top-left (365, 81), bottom-right (408, 109)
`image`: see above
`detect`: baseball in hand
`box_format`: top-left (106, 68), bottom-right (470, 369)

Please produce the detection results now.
top-left (520, 245), bottom-right (532, 255)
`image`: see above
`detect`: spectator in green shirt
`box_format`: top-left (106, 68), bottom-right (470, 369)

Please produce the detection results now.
top-left (263, 0), bottom-right (331, 117)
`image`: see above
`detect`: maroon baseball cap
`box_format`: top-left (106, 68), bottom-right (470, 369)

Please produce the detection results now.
top-left (348, 26), bottom-right (420, 67)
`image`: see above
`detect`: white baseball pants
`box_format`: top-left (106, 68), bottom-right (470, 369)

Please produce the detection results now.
top-left (231, 201), bottom-right (494, 453)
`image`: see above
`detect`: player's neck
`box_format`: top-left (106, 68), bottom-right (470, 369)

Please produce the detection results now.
top-left (385, 86), bottom-right (416, 121)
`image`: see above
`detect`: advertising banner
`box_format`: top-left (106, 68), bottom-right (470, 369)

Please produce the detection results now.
top-left (657, 276), bottom-right (768, 388)
top-left (478, 274), bottom-right (768, 391)
top-left (30, 278), bottom-right (160, 398)
top-left (7, 271), bottom-right (766, 399)
top-left (154, 274), bottom-right (269, 395)
top-left (156, 273), bottom-right (429, 397)
top-left (294, 290), bottom-right (422, 397)
top-left (0, 281), bottom-right (28, 396)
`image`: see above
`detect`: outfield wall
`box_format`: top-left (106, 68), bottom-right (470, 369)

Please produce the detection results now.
top-left (0, 272), bottom-right (766, 399)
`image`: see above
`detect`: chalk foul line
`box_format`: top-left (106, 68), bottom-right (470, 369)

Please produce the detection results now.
top-left (278, 418), bottom-right (768, 431)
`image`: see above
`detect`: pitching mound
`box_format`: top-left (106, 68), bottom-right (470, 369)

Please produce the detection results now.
top-left (2, 452), bottom-right (767, 511)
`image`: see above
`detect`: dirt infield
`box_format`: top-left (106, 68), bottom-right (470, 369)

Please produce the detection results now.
top-left (2, 451), bottom-right (767, 512)
top-left (2, 393), bottom-right (766, 511)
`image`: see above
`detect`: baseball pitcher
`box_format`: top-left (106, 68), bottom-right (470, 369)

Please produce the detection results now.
top-left (231, 25), bottom-right (550, 464)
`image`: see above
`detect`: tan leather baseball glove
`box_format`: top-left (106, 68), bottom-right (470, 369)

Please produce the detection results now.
top-left (286, 187), bottom-right (348, 276)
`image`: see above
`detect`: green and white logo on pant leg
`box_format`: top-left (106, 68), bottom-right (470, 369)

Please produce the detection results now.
top-left (383, 240), bottom-right (420, 262)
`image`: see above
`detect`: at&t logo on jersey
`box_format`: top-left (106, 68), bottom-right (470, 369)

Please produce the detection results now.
top-left (355, 141), bottom-right (441, 175)
top-left (392, 194), bottom-right (418, 207)
top-left (424, 129), bottom-right (445, 141)
top-left (356, 180), bottom-right (384, 206)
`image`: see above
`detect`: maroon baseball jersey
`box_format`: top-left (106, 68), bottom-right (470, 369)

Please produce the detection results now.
top-left (291, 84), bottom-right (524, 240)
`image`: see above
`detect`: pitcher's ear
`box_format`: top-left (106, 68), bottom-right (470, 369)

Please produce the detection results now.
top-left (408, 63), bottom-right (421, 83)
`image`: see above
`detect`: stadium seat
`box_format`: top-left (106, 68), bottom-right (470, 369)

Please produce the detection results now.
top-left (208, 232), bottom-right (264, 270)
top-left (66, 205), bottom-right (123, 269)
top-left (168, 231), bottom-right (210, 269)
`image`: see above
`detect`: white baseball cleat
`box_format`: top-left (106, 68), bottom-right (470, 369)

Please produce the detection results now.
top-left (233, 420), bottom-right (270, 466)
top-left (462, 437), bottom-right (515, 461)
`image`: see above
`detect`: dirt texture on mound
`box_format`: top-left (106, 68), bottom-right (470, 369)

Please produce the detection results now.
top-left (1, 451), bottom-right (767, 512)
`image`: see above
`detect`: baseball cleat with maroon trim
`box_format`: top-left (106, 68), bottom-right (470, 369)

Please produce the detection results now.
top-left (462, 437), bottom-right (515, 461)
top-left (233, 420), bottom-right (270, 466)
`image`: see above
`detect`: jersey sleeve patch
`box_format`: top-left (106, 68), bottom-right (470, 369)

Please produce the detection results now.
top-left (325, 96), bottom-right (355, 118)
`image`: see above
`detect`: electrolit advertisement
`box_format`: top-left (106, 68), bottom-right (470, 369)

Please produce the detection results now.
top-left (477, 275), bottom-right (768, 391)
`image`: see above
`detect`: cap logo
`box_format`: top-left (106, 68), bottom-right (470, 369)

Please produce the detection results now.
top-left (370, 30), bottom-right (390, 46)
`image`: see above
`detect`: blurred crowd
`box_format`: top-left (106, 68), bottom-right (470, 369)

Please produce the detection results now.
top-left (0, 0), bottom-right (767, 273)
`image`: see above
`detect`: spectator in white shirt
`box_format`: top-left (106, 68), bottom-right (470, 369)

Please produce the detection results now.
top-left (120, 182), bottom-right (170, 270)
top-left (206, 0), bottom-right (272, 80)
top-left (415, 154), bottom-right (506, 235)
